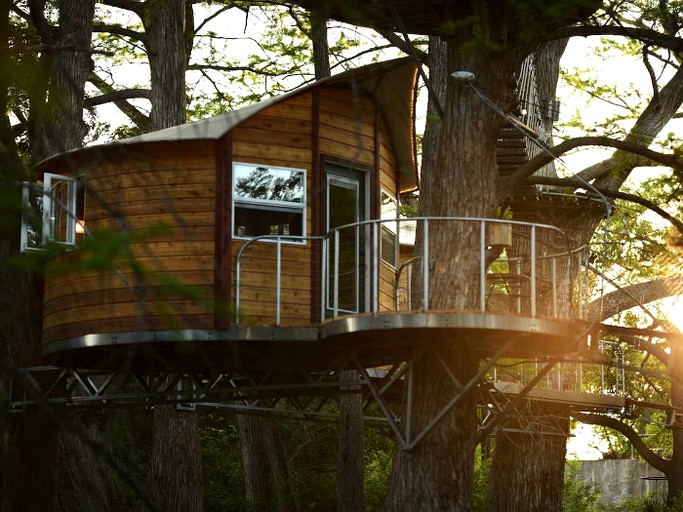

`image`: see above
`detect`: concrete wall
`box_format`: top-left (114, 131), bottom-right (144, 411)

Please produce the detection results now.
top-left (576, 459), bottom-right (667, 504)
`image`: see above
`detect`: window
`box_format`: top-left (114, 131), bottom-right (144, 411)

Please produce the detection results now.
top-left (21, 173), bottom-right (86, 252)
top-left (232, 162), bottom-right (306, 242)
top-left (380, 190), bottom-right (398, 267)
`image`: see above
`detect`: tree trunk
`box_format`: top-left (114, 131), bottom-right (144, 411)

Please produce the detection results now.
top-left (239, 414), bottom-right (271, 511)
top-left (386, 345), bottom-right (480, 510)
top-left (144, 0), bottom-right (187, 131)
top-left (338, 370), bottom-right (364, 511)
top-left (138, 406), bottom-right (204, 512)
top-left (55, 411), bottom-right (120, 512)
top-left (386, 27), bottom-right (526, 509)
top-left (484, 403), bottom-right (570, 512)
top-left (139, 4), bottom-right (205, 510)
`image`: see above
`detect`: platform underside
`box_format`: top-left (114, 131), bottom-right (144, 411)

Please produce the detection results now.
top-left (43, 312), bottom-right (586, 373)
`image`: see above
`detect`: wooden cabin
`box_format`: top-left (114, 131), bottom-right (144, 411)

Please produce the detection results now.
top-left (26, 57), bottom-right (585, 372)
top-left (27, 58), bottom-right (420, 369)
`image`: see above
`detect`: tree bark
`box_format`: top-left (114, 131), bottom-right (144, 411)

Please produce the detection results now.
top-left (136, 406), bottom-right (204, 512)
top-left (144, 0), bottom-right (187, 131)
top-left (484, 403), bottom-right (570, 512)
top-left (338, 370), bottom-right (364, 511)
top-left (239, 414), bottom-right (271, 511)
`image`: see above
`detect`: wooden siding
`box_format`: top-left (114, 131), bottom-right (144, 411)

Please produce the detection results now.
top-left (41, 85), bottom-right (406, 348)
top-left (230, 92), bottom-right (314, 327)
top-left (43, 141), bottom-right (217, 345)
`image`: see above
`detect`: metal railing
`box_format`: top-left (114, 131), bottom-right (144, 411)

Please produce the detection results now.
top-left (234, 217), bottom-right (591, 326)
top-left (492, 339), bottom-right (628, 398)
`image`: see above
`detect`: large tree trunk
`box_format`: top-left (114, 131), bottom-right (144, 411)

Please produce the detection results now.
top-left (484, 403), bottom-right (570, 512)
top-left (338, 370), bottom-right (364, 511)
top-left (386, 26), bottom-right (526, 508)
top-left (138, 3), bottom-right (205, 510)
top-left (238, 415), bottom-right (297, 512)
top-left (144, 0), bottom-right (187, 132)
top-left (144, 406), bottom-right (204, 511)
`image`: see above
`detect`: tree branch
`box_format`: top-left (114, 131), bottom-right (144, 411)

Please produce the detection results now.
top-left (86, 88), bottom-right (151, 107)
top-left (376, 29), bottom-right (428, 62)
top-left (88, 72), bottom-right (149, 131)
top-left (100, 0), bottom-right (144, 17)
top-left (92, 22), bottom-right (147, 45)
top-left (550, 25), bottom-right (683, 53)
top-left (529, 175), bottom-right (683, 235)
top-left (588, 276), bottom-right (683, 322)
top-left (572, 412), bottom-right (671, 474)
top-left (505, 136), bottom-right (683, 189)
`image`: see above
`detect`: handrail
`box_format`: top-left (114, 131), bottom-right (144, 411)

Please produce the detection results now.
top-left (234, 234), bottom-right (325, 325)
top-left (234, 217), bottom-right (584, 326)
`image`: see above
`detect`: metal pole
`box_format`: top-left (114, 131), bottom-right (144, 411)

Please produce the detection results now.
top-left (530, 225), bottom-right (536, 318)
top-left (334, 230), bottom-right (340, 318)
top-left (480, 220), bottom-right (486, 312)
top-left (321, 239), bottom-right (327, 322)
top-left (551, 258), bottom-right (557, 318)
top-left (235, 253), bottom-right (242, 325)
top-left (275, 237), bottom-right (281, 326)
top-left (422, 219), bottom-right (429, 311)
top-left (373, 222), bottom-right (379, 313)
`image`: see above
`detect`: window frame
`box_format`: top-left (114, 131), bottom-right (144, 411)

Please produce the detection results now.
top-left (231, 161), bottom-right (307, 244)
top-left (21, 172), bottom-right (86, 252)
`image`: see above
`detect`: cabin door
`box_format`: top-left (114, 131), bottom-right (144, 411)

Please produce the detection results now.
top-left (325, 164), bottom-right (368, 314)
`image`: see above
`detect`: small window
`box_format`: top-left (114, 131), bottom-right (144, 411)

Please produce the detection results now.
top-left (380, 190), bottom-right (398, 267)
top-left (21, 173), bottom-right (86, 252)
top-left (232, 162), bottom-right (306, 242)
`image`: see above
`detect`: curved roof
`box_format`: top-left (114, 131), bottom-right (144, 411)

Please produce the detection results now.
top-left (39, 57), bottom-right (419, 191)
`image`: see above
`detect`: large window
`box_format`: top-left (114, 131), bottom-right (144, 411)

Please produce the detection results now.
top-left (21, 172), bottom-right (86, 252)
top-left (380, 190), bottom-right (398, 267)
top-left (232, 162), bottom-right (306, 241)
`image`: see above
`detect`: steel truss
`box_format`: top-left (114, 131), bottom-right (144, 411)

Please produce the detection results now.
top-left (8, 323), bottom-right (673, 450)
top-left (6, 338), bottom-right (544, 451)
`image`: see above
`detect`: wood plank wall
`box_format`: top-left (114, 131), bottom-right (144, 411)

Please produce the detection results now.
top-left (43, 141), bottom-right (217, 344)
top-left (230, 93), bottom-right (314, 326)
top-left (42, 85), bottom-right (405, 346)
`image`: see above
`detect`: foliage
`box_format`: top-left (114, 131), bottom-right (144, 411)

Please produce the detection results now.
top-left (563, 460), bottom-right (603, 512)
top-left (471, 446), bottom-right (492, 512)
top-left (200, 413), bottom-right (247, 512)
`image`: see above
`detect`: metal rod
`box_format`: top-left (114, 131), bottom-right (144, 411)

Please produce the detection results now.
top-left (334, 230), bottom-right (340, 318)
top-left (235, 253), bottom-right (242, 325)
top-left (423, 219), bottom-right (429, 310)
top-left (480, 220), bottom-right (486, 312)
top-left (276, 237), bottom-right (281, 326)
top-left (409, 336), bottom-right (518, 450)
top-left (405, 360), bottom-right (414, 447)
top-left (551, 258), bottom-right (557, 318)
top-left (530, 225), bottom-right (536, 318)
top-left (321, 239), bottom-right (327, 322)
top-left (373, 222), bottom-right (379, 314)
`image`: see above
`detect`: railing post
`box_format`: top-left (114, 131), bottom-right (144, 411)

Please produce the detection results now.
top-left (235, 253), bottom-right (242, 325)
top-left (334, 229), bottom-right (340, 318)
top-left (551, 257), bottom-right (557, 318)
top-left (480, 220), bottom-right (486, 312)
top-left (275, 237), bottom-right (281, 326)
top-left (422, 219), bottom-right (429, 311)
top-left (530, 225), bottom-right (536, 318)
top-left (373, 221), bottom-right (379, 314)
top-left (321, 238), bottom-right (327, 322)
top-left (577, 252), bottom-right (583, 320)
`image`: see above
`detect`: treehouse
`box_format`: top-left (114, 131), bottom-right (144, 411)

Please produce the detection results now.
top-left (25, 57), bottom-right (588, 374)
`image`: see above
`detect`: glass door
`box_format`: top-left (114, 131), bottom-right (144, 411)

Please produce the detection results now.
top-left (326, 166), bottom-right (367, 314)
